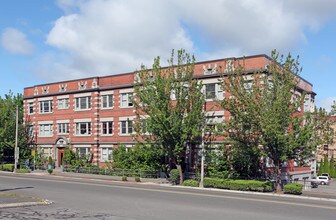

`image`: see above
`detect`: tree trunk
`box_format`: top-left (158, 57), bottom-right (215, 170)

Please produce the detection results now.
top-left (176, 164), bottom-right (184, 184)
top-left (275, 162), bottom-right (282, 193)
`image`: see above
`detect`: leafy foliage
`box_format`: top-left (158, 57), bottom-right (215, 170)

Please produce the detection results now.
top-left (330, 155), bottom-right (335, 178)
top-left (220, 50), bottom-right (330, 191)
top-left (168, 169), bottom-right (180, 185)
top-left (0, 92), bottom-right (32, 164)
top-left (112, 144), bottom-right (164, 172)
top-left (204, 177), bottom-right (273, 192)
top-left (182, 179), bottom-right (199, 187)
top-left (134, 49), bottom-right (205, 183)
top-left (284, 183), bottom-right (303, 195)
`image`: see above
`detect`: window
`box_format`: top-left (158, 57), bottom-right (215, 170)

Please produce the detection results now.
top-left (39, 124), bottom-right (53, 137)
top-left (204, 83), bottom-right (223, 100)
top-left (205, 84), bottom-right (216, 99)
top-left (27, 125), bottom-right (34, 137)
top-left (206, 116), bottom-right (223, 132)
top-left (102, 94), bottom-right (113, 109)
top-left (75, 96), bottom-right (91, 110)
top-left (120, 93), bottom-right (133, 107)
top-left (42, 147), bottom-right (53, 157)
top-left (75, 147), bottom-right (91, 158)
top-left (120, 120), bottom-right (133, 134)
top-left (101, 121), bottom-right (113, 135)
top-left (58, 98), bottom-right (69, 109)
top-left (28, 102), bottom-right (34, 114)
top-left (101, 147), bottom-right (113, 161)
top-left (75, 122), bottom-right (91, 135)
top-left (39, 100), bottom-right (53, 113)
top-left (57, 123), bottom-right (70, 134)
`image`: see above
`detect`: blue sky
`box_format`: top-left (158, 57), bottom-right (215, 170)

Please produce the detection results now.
top-left (1, 0), bottom-right (336, 110)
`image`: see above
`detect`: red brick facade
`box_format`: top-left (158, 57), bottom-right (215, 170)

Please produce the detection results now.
top-left (23, 54), bottom-right (315, 168)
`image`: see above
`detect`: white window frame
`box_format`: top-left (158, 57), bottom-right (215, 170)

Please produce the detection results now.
top-left (120, 92), bottom-right (133, 108)
top-left (202, 79), bottom-right (224, 100)
top-left (57, 123), bottom-right (70, 134)
top-left (101, 121), bottom-right (113, 135)
top-left (102, 94), bottom-right (113, 109)
top-left (28, 102), bottom-right (34, 114)
top-left (58, 98), bottom-right (69, 110)
top-left (38, 124), bottom-right (53, 137)
top-left (39, 100), bottom-right (53, 113)
top-left (74, 146), bottom-right (91, 158)
top-left (119, 117), bottom-right (134, 135)
top-left (101, 147), bottom-right (113, 161)
top-left (75, 122), bottom-right (92, 136)
top-left (75, 96), bottom-right (91, 111)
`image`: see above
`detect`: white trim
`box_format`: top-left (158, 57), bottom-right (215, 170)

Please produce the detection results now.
top-left (206, 111), bottom-right (224, 116)
top-left (73, 92), bottom-right (92, 98)
top-left (37, 97), bottom-right (53, 101)
top-left (56, 119), bottom-right (70, 123)
top-left (38, 121), bottom-right (53, 125)
top-left (101, 91), bottom-right (114, 95)
top-left (57, 95), bottom-right (69, 99)
top-left (119, 116), bottom-right (136, 121)
top-left (100, 117), bottom-right (114, 122)
top-left (74, 118), bottom-right (91, 123)
top-left (119, 88), bottom-right (133, 93)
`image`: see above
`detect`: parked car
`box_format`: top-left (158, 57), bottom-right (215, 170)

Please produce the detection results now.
top-left (321, 173), bottom-right (331, 180)
top-left (312, 176), bottom-right (330, 185)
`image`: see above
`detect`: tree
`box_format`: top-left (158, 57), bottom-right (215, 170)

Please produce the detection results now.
top-left (134, 49), bottom-right (205, 183)
top-left (329, 154), bottom-right (335, 178)
top-left (330, 101), bottom-right (336, 116)
top-left (0, 92), bottom-right (32, 164)
top-left (220, 50), bottom-right (319, 192)
top-left (318, 158), bottom-right (324, 176)
top-left (323, 154), bottom-right (329, 175)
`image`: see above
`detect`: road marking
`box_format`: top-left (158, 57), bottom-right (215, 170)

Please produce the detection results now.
top-left (1, 174), bottom-right (336, 211)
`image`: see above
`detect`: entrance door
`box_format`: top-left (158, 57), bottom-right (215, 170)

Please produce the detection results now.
top-left (58, 148), bottom-right (64, 167)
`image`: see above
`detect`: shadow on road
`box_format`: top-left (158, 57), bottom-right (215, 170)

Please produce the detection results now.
top-left (0, 186), bottom-right (34, 192)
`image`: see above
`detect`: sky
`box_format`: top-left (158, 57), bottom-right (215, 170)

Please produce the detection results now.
top-left (0, 0), bottom-right (336, 110)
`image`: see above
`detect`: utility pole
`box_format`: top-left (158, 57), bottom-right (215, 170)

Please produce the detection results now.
top-left (14, 104), bottom-right (19, 173)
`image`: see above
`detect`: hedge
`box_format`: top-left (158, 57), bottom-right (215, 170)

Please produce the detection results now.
top-left (16, 169), bottom-right (29, 173)
top-left (182, 180), bottom-right (199, 187)
top-left (204, 177), bottom-right (273, 192)
top-left (284, 183), bottom-right (303, 195)
top-left (0, 164), bottom-right (15, 172)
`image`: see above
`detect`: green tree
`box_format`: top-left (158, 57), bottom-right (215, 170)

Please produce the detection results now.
top-left (0, 92), bottom-right (32, 164)
top-left (329, 154), bottom-right (335, 178)
top-left (112, 144), bottom-right (164, 172)
top-left (318, 158), bottom-right (324, 176)
top-left (220, 50), bottom-right (319, 192)
top-left (330, 101), bottom-right (336, 116)
top-left (323, 154), bottom-right (329, 174)
top-left (134, 49), bottom-right (205, 183)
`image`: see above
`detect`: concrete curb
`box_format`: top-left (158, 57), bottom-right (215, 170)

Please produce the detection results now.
top-left (0, 200), bottom-right (52, 209)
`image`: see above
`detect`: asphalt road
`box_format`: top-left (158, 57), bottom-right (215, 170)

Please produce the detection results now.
top-left (1, 173), bottom-right (336, 220)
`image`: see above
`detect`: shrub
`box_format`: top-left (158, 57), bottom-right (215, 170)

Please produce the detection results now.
top-left (284, 183), bottom-right (303, 195)
top-left (204, 177), bottom-right (273, 192)
top-left (16, 169), bottom-right (29, 173)
top-left (0, 164), bottom-right (15, 172)
top-left (182, 180), bottom-right (199, 187)
top-left (122, 176), bottom-right (128, 181)
top-left (168, 169), bottom-right (180, 185)
top-left (48, 168), bottom-right (53, 175)
top-left (135, 177), bottom-right (141, 182)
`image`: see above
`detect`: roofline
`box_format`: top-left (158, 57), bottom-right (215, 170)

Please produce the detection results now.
top-left (24, 54), bottom-right (272, 90)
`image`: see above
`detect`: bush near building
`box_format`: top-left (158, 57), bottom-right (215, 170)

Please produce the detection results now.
top-left (284, 183), bottom-right (303, 195)
top-left (0, 164), bottom-right (14, 172)
top-left (182, 180), bottom-right (199, 187)
top-left (204, 177), bottom-right (273, 192)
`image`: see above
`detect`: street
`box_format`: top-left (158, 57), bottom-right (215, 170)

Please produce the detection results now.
top-left (1, 173), bottom-right (336, 220)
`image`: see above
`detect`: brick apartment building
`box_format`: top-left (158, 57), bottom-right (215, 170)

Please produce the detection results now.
top-left (23, 54), bottom-right (316, 172)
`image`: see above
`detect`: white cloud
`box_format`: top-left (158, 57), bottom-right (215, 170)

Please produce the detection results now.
top-left (1, 28), bottom-right (34, 55)
top-left (36, 0), bottom-right (336, 81)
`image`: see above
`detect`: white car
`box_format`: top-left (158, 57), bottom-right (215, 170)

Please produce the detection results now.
top-left (312, 176), bottom-right (330, 185)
